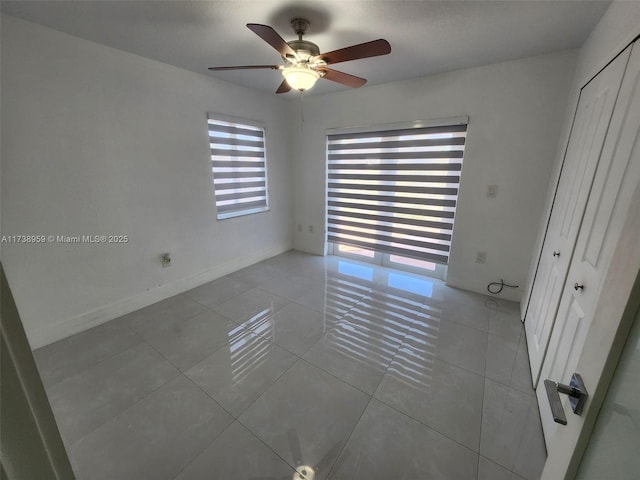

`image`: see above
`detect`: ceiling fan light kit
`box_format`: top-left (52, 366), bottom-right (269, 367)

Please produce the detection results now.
top-left (282, 65), bottom-right (321, 91)
top-left (208, 17), bottom-right (391, 94)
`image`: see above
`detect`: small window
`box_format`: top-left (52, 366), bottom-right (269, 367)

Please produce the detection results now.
top-left (207, 113), bottom-right (269, 220)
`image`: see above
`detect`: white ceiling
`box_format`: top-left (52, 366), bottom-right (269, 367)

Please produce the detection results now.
top-left (1, 1), bottom-right (610, 97)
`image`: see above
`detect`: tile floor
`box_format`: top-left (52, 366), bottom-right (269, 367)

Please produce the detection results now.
top-left (34, 250), bottom-right (547, 480)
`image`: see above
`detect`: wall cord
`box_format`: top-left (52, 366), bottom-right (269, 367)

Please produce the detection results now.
top-left (487, 279), bottom-right (520, 295)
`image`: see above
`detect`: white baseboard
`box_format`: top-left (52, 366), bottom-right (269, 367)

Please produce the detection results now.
top-left (28, 243), bottom-right (292, 349)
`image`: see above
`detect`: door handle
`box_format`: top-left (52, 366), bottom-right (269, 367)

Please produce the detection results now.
top-left (574, 283), bottom-right (584, 291)
top-left (544, 373), bottom-right (588, 425)
top-left (553, 251), bottom-right (560, 257)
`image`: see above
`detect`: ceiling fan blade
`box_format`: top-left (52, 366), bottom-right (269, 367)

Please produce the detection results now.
top-left (208, 65), bottom-right (281, 71)
top-left (314, 39), bottom-right (391, 65)
top-left (314, 441), bottom-right (343, 474)
top-left (247, 23), bottom-right (298, 59)
top-left (287, 429), bottom-right (304, 466)
top-left (318, 68), bottom-right (367, 88)
top-left (328, 449), bottom-right (350, 476)
top-left (276, 79), bottom-right (291, 94)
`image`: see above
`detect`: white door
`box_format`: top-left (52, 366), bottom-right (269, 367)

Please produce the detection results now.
top-left (525, 47), bottom-right (631, 387)
top-left (537, 41), bottom-right (640, 455)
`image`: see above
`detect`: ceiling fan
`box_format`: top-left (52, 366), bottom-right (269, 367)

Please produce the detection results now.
top-left (208, 18), bottom-right (391, 93)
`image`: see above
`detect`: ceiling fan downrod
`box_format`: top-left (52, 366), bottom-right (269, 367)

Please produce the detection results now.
top-left (291, 18), bottom-right (310, 40)
top-left (287, 18), bottom-right (320, 61)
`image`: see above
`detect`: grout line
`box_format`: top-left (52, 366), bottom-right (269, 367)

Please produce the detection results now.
top-left (477, 356), bottom-right (487, 479)
top-left (478, 455), bottom-right (528, 480)
top-left (289, 353), bottom-right (487, 471)
top-left (66, 348), bottom-right (181, 450)
top-left (232, 421), bottom-right (299, 478)
top-left (35, 317), bottom-right (147, 389)
top-left (57, 251), bottom-right (542, 479)
top-left (165, 407), bottom-right (236, 480)
top-left (233, 356), bottom-right (306, 471)
top-left (220, 341), bottom-right (303, 419)
top-left (372, 394), bottom-right (481, 456)
top-left (324, 394), bottom-right (374, 480)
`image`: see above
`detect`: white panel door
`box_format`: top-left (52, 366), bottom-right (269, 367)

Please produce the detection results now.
top-left (536, 42), bottom-right (640, 449)
top-left (524, 48), bottom-right (631, 387)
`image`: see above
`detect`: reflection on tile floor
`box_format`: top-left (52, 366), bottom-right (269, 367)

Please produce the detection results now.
top-left (34, 250), bottom-right (546, 480)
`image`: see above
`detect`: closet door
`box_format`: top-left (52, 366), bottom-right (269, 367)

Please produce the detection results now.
top-left (538, 40), bottom-right (640, 451)
top-left (524, 47), bottom-right (631, 387)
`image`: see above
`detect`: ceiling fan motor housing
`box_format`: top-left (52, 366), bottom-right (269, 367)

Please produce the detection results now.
top-left (286, 39), bottom-right (320, 62)
top-left (286, 18), bottom-right (320, 63)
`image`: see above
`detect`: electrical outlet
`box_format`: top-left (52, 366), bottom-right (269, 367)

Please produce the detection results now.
top-left (487, 185), bottom-right (498, 198)
top-left (476, 251), bottom-right (487, 264)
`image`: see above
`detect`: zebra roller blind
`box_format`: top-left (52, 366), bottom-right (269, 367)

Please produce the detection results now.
top-left (327, 119), bottom-right (467, 264)
top-left (207, 114), bottom-right (269, 220)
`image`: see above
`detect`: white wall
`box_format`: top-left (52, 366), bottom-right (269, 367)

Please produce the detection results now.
top-left (574, 1), bottom-right (640, 87)
top-left (291, 50), bottom-right (577, 301)
top-left (521, 1), bottom-right (640, 316)
top-left (1, 15), bottom-right (294, 348)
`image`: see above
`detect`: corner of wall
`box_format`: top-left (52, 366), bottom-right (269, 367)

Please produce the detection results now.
top-left (3, 16), bottom-right (295, 348)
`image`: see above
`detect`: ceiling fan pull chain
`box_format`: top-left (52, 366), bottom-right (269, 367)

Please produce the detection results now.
top-left (300, 92), bottom-right (304, 131)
